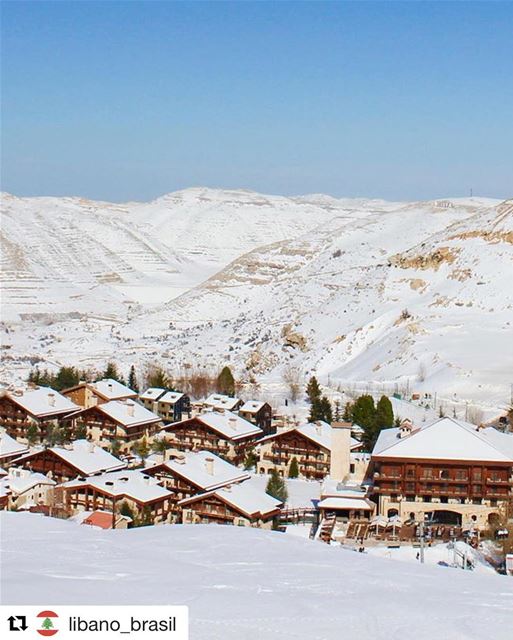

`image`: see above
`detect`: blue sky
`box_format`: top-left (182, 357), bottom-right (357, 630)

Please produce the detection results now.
top-left (2, 1), bottom-right (512, 202)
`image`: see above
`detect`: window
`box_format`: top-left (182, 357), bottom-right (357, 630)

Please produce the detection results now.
top-left (473, 469), bottom-right (482, 480)
top-left (350, 464), bottom-right (355, 474)
top-left (440, 469), bottom-right (449, 480)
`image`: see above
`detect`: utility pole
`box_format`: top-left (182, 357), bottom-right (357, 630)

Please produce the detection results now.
top-left (419, 520), bottom-right (425, 564)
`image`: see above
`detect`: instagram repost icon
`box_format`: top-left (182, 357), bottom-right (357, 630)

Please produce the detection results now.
top-left (37, 611), bottom-right (58, 637)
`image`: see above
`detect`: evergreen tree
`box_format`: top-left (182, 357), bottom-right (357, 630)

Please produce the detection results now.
top-left (288, 457), bottom-right (299, 479)
top-left (26, 424), bottom-right (39, 446)
top-left (375, 395), bottom-right (394, 429)
top-left (243, 448), bottom-right (258, 470)
top-left (351, 394), bottom-right (377, 451)
top-left (53, 366), bottom-right (81, 391)
top-left (145, 365), bottom-right (170, 389)
top-left (306, 376), bottom-right (321, 404)
top-left (309, 395), bottom-right (333, 423)
top-left (103, 362), bottom-right (125, 384)
top-left (343, 401), bottom-right (353, 421)
top-left (74, 421), bottom-right (88, 440)
top-left (110, 439), bottom-right (122, 457)
top-left (216, 366), bottom-right (235, 396)
top-left (119, 500), bottom-right (134, 521)
top-left (151, 438), bottom-right (168, 454)
top-left (128, 365), bottom-right (139, 392)
top-left (266, 468), bottom-right (288, 502)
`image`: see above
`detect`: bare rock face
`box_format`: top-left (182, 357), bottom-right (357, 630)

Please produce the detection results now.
top-left (391, 246), bottom-right (459, 271)
top-left (281, 324), bottom-right (308, 351)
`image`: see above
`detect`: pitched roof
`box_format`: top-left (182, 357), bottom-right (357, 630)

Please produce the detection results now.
top-left (240, 401), bottom-right (266, 413)
top-left (6, 387), bottom-right (79, 418)
top-left (193, 411), bottom-right (262, 441)
top-left (89, 379), bottom-right (138, 400)
top-left (203, 394), bottom-right (241, 411)
top-left (139, 388), bottom-right (167, 402)
top-left (145, 450), bottom-right (249, 492)
top-left (3, 468), bottom-right (56, 495)
top-left (63, 470), bottom-right (172, 504)
top-left (372, 417), bottom-right (513, 463)
top-left (81, 510), bottom-right (131, 529)
top-left (179, 481), bottom-right (282, 518)
top-left (0, 429), bottom-right (29, 459)
top-left (318, 497), bottom-right (374, 511)
top-left (94, 400), bottom-right (161, 428)
top-left (258, 421), bottom-right (361, 452)
top-left (17, 440), bottom-right (126, 476)
top-left (158, 391), bottom-right (184, 405)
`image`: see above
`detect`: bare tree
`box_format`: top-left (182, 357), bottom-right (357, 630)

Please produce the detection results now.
top-left (417, 362), bottom-right (427, 383)
top-left (282, 365), bottom-right (302, 402)
top-left (466, 406), bottom-right (484, 426)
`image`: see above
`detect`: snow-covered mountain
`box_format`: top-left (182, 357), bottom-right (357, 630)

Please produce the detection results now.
top-left (1, 189), bottom-right (512, 407)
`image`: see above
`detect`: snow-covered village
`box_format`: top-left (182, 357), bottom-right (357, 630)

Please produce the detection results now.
top-left (2, 1), bottom-right (513, 639)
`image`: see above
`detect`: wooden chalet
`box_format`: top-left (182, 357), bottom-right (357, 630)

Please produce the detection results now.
top-left (0, 428), bottom-right (29, 467)
top-left (139, 388), bottom-right (191, 423)
top-left (239, 401), bottom-right (273, 435)
top-left (0, 387), bottom-right (80, 442)
top-left (160, 411), bottom-right (262, 464)
top-left (257, 421), bottom-right (363, 480)
top-left (371, 417), bottom-right (513, 530)
top-left (67, 400), bottom-right (161, 448)
top-left (61, 470), bottom-right (173, 525)
top-left (179, 482), bottom-right (282, 528)
top-left (10, 439), bottom-right (126, 483)
top-left (62, 378), bottom-right (138, 409)
top-left (144, 450), bottom-right (249, 520)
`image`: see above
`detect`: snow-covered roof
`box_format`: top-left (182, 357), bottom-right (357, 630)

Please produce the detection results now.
top-left (63, 470), bottom-right (172, 504)
top-left (373, 417), bottom-right (513, 463)
top-left (259, 421), bottom-right (361, 452)
top-left (0, 467), bottom-right (7, 477)
top-left (318, 497), bottom-right (374, 511)
top-left (29, 440), bottom-right (126, 476)
top-left (3, 468), bottom-right (56, 496)
top-left (95, 400), bottom-right (161, 427)
top-left (6, 387), bottom-right (79, 418)
top-left (240, 401), bottom-right (266, 414)
top-left (0, 429), bottom-right (29, 459)
top-left (188, 411), bottom-right (262, 441)
top-left (145, 450), bottom-right (249, 492)
top-left (203, 394), bottom-right (241, 411)
top-left (90, 379), bottom-right (138, 400)
top-left (321, 479), bottom-right (370, 500)
top-left (158, 391), bottom-right (184, 405)
top-left (139, 388), bottom-right (167, 402)
top-left (179, 481), bottom-right (282, 518)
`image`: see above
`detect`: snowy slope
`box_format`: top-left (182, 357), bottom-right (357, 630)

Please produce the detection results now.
top-left (2, 512), bottom-right (512, 640)
top-left (1, 190), bottom-right (512, 407)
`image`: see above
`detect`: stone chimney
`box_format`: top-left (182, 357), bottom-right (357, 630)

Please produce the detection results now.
top-left (48, 392), bottom-right (56, 407)
top-left (315, 421), bottom-right (322, 436)
top-left (126, 402), bottom-right (135, 417)
top-left (228, 416), bottom-right (237, 429)
top-left (205, 456), bottom-right (214, 475)
top-left (330, 421), bottom-right (352, 482)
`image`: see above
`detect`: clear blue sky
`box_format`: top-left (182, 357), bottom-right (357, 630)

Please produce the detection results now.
top-left (2, 1), bottom-right (512, 202)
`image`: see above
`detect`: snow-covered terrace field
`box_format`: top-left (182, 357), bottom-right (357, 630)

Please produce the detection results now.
top-left (1, 512), bottom-right (512, 639)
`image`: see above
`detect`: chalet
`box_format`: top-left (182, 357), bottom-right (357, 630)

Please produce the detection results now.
top-left (61, 470), bottom-right (173, 525)
top-left (371, 417), bottom-right (513, 530)
top-left (239, 401), bottom-right (273, 435)
top-left (256, 421), bottom-right (363, 480)
top-left (0, 467), bottom-right (56, 511)
top-left (0, 428), bottom-right (29, 467)
top-left (0, 387), bottom-right (80, 442)
top-left (179, 482), bottom-right (282, 528)
top-left (139, 388), bottom-right (191, 423)
top-left (62, 378), bottom-right (138, 409)
top-left (161, 411), bottom-right (262, 464)
top-left (68, 400), bottom-right (161, 448)
top-left (144, 450), bottom-right (250, 520)
top-left (202, 394), bottom-right (242, 412)
top-left (10, 439), bottom-right (126, 483)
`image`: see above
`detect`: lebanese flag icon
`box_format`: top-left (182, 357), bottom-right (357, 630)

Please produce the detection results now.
top-left (37, 610), bottom-right (59, 636)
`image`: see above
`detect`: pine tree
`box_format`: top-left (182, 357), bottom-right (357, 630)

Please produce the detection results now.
top-left (351, 394), bottom-right (377, 451)
top-left (266, 468), bottom-right (288, 502)
top-left (128, 365), bottom-right (139, 392)
top-left (343, 401), bottom-right (353, 421)
top-left (26, 424), bottom-right (39, 446)
top-left (243, 448), bottom-right (258, 470)
top-left (133, 437), bottom-right (150, 465)
top-left (53, 366), bottom-right (82, 391)
top-left (74, 421), bottom-right (87, 440)
top-left (216, 366), bottom-right (235, 396)
top-left (110, 439), bottom-right (122, 457)
top-left (103, 362), bottom-right (124, 384)
top-left (309, 395), bottom-right (333, 423)
top-left (306, 376), bottom-right (321, 404)
top-left (119, 500), bottom-right (134, 520)
top-left (375, 396), bottom-right (394, 429)
top-left (288, 457), bottom-right (299, 479)
top-left (145, 365), bottom-right (170, 389)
